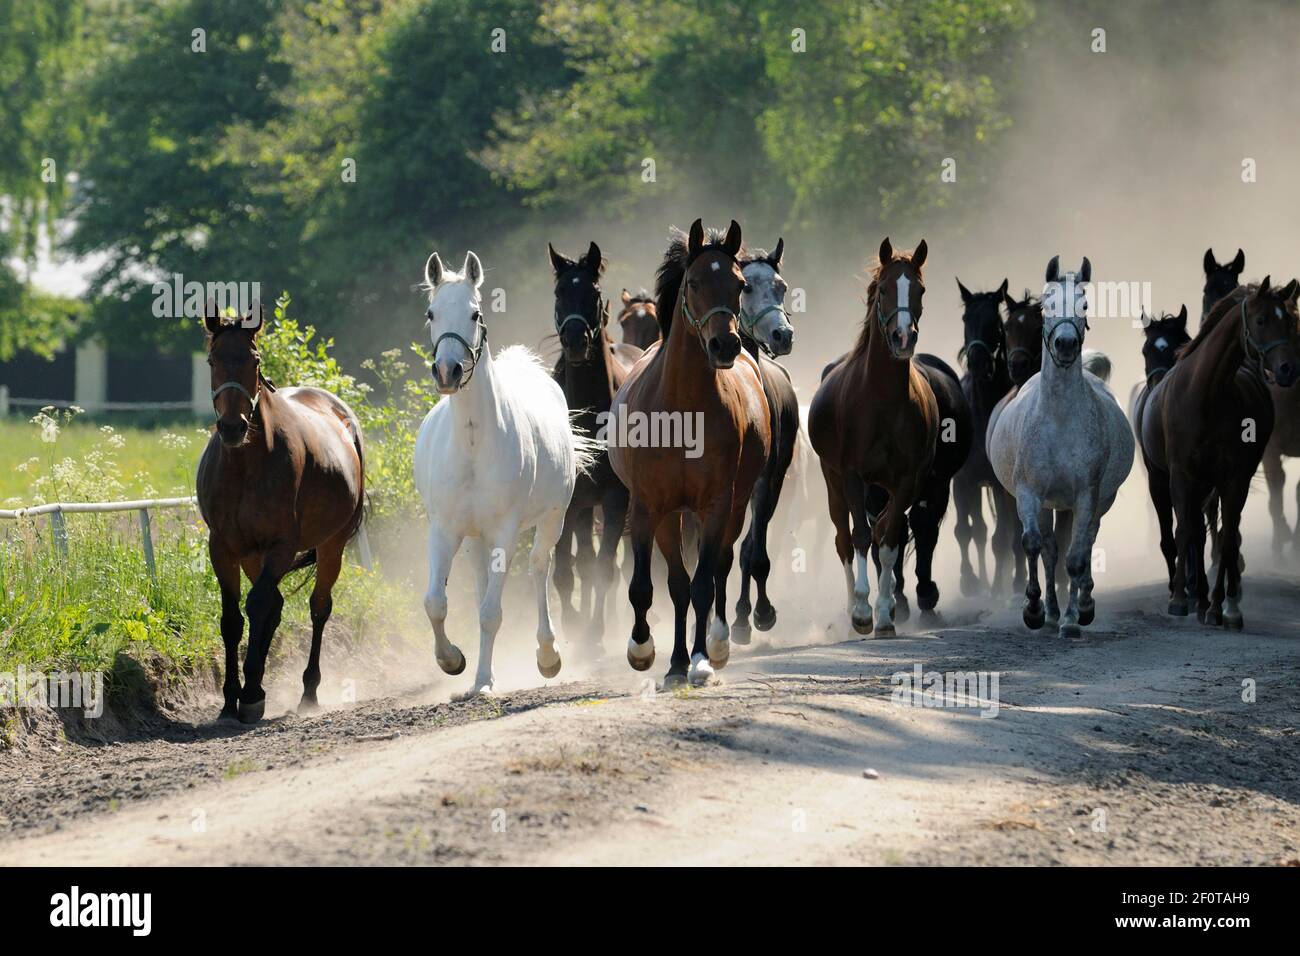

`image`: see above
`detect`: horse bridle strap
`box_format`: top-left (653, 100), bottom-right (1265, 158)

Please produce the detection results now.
top-left (1239, 297), bottom-right (1289, 377)
top-left (432, 311), bottom-right (488, 386)
top-left (1043, 315), bottom-right (1089, 368)
top-left (212, 373), bottom-right (274, 416)
top-left (739, 303), bottom-right (787, 358)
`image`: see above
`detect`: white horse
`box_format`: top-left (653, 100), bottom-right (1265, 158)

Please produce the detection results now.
top-left (415, 250), bottom-right (594, 698)
top-left (988, 256), bottom-right (1134, 637)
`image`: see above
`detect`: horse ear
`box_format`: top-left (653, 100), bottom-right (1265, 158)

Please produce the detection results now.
top-left (1002, 289), bottom-right (1018, 311)
top-left (997, 278), bottom-right (1009, 299)
top-left (687, 219), bottom-right (705, 258)
top-left (1176, 304), bottom-right (1188, 328)
top-left (911, 239), bottom-right (927, 269)
top-left (463, 251), bottom-right (484, 288)
top-left (425, 252), bottom-right (444, 288)
top-left (1078, 257), bottom-right (1091, 283)
top-left (203, 298), bottom-right (221, 335)
top-left (770, 237), bottom-right (784, 269)
top-left (1280, 278), bottom-right (1299, 301)
top-left (722, 219), bottom-right (742, 257)
top-left (1260, 275), bottom-right (1272, 293)
top-left (1203, 248), bottom-right (1218, 275)
top-left (956, 278), bottom-right (972, 304)
top-left (243, 302), bottom-right (264, 338)
top-left (878, 237), bottom-right (894, 265)
top-left (621, 288), bottom-right (632, 305)
top-left (1231, 249), bottom-right (1245, 274)
top-left (1045, 255), bottom-right (1060, 283)
top-left (585, 241), bottom-right (603, 275)
top-left (547, 242), bottom-right (567, 275)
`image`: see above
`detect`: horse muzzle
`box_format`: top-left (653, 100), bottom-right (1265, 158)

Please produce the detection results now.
top-left (433, 358), bottom-right (465, 394)
top-left (217, 418), bottom-right (249, 447)
top-left (1271, 359), bottom-right (1297, 388)
top-left (767, 324), bottom-right (794, 356)
top-left (707, 332), bottom-right (742, 368)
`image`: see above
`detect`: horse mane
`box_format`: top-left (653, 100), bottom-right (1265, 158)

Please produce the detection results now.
top-left (1178, 284), bottom-right (1249, 360)
top-left (625, 288), bottom-right (653, 305)
top-left (654, 226), bottom-right (739, 337)
top-left (854, 249), bottom-right (926, 355)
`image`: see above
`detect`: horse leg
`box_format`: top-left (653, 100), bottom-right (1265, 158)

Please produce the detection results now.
top-left (1204, 493), bottom-right (1221, 566)
top-left (424, 524), bottom-right (467, 676)
top-left (1168, 477), bottom-right (1193, 616)
top-left (751, 461), bottom-right (788, 633)
top-left (1061, 492), bottom-right (1098, 638)
top-left (1039, 510), bottom-right (1060, 629)
top-left (530, 508), bottom-right (564, 679)
top-left (574, 507), bottom-right (596, 623)
top-left (687, 497), bottom-right (730, 685)
top-left (625, 499), bottom-right (658, 673)
top-left (459, 523), bottom-right (517, 699)
top-left (210, 538), bottom-right (244, 723)
top-left (299, 535), bottom-right (345, 714)
top-left (871, 483), bottom-right (912, 638)
top-left (1010, 505), bottom-right (1027, 598)
top-left (707, 497), bottom-right (748, 673)
top-left (733, 491), bottom-right (760, 646)
top-left (891, 526), bottom-right (910, 623)
top-left (1220, 480), bottom-right (1248, 630)
top-left (238, 547), bottom-right (295, 724)
top-left (1263, 447), bottom-right (1288, 557)
top-left (553, 505), bottom-right (580, 631)
top-left (652, 513), bottom-right (690, 687)
top-left (1052, 510), bottom-right (1072, 593)
top-left (843, 473), bottom-right (876, 635)
top-left (990, 486), bottom-right (1015, 597)
top-left (1016, 489), bottom-right (1046, 630)
top-left (909, 479), bottom-right (948, 617)
top-left (822, 465), bottom-right (858, 626)
top-left (952, 472), bottom-right (979, 597)
top-left (1147, 466), bottom-right (1178, 600)
top-left (589, 486), bottom-right (628, 648)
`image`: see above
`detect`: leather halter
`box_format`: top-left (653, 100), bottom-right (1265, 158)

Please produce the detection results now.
top-left (430, 309), bottom-right (488, 386)
top-left (1239, 296), bottom-right (1291, 380)
top-left (211, 373), bottom-right (274, 419)
top-left (1043, 313), bottom-right (1089, 369)
top-left (738, 302), bottom-right (787, 359)
top-left (875, 289), bottom-right (918, 360)
top-left (555, 297), bottom-right (609, 362)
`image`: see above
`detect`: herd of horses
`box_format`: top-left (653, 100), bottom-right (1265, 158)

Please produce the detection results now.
top-left (195, 223), bottom-right (1300, 723)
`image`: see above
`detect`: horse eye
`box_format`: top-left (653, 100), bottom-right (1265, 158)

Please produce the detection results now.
top-left (742, 283), bottom-right (753, 294)
top-left (425, 307), bottom-right (434, 320)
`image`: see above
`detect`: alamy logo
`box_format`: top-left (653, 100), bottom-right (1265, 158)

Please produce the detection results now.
top-left (152, 273), bottom-right (261, 321)
top-left (1, 666), bottom-right (104, 718)
top-left (890, 663), bottom-right (1000, 718)
top-left (596, 407), bottom-right (705, 459)
top-left (50, 886), bottom-right (152, 936)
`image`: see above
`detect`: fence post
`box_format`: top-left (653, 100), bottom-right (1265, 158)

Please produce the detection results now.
top-left (138, 507), bottom-right (156, 580)
top-left (49, 508), bottom-right (68, 555)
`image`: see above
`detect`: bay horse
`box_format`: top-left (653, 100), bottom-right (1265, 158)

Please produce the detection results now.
top-left (416, 250), bottom-right (594, 697)
top-left (609, 219), bottom-right (771, 687)
top-left (197, 305), bottom-right (365, 724)
top-left (731, 239), bottom-right (800, 643)
top-left (1128, 306), bottom-right (1191, 589)
top-left (988, 256), bottom-right (1133, 638)
top-left (547, 240), bottom-right (642, 646)
top-left (1202, 247), bottom-right (1245, 321)
top-left (810, 238), bottom-right (971, 636)
top-left (1140, 278), bottom-right (1299, 626)
top-left (951, 278), bottom-right (1017, 597)
top-left (617, 289), bottom-right (660, 348)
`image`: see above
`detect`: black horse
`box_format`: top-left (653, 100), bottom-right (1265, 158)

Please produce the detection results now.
top-left (1202, 248), bottom-right (1244, 321)
top-left (950, 279), bottom-right (1017, 596)
top-left (730, 241), bottom-right (801, 643)
top-left (548, 241), bottom-right (642, 646)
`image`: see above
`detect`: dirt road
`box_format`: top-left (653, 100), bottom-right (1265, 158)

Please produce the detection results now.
top-left (3, 573), bottom-right (1297, 866)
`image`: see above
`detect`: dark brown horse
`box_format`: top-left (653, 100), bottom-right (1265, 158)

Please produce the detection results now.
top-left (548, 241), bottom-right (642, 645)
top-left (617, 288), bottom-right (660, 348)
top-left (809, 238), bottom-right (959, 636)
top-left (609, 219), bottom-right (771, 687)
top-left (197, 305), bottom-right (365, 724)
top-left (1140, 278), bottom-right (1299, 627)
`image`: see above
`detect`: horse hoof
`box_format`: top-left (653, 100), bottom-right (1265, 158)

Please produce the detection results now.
top-left (753, 604), bottom-right (777, 631)
top-left (217, 706), bottom-right (240, 725)
top-left (437, 646), bottom-right (467, 676)
top-left (1060, 621), bottom-right (1082, 639)
top-left (452, 683), bottom-right (494, 702)
top-left (1223, 613), bottom-right (1244, 631)
top-left (688, 653), bottom-right (718, 687)
top-left (1045, 614), bottom-right (1060, 630)
top-left (297, 697), bottom-right (320, 717)
top-left (874, 622), bottom-right (896, 638)
top-left (1203, 608), bottom-right (1222, 627)
top-left (959, 572), bottom-right (978, 598)
top-left (536, 646), bottom-right (562, 679)
top-left (1078, 605), bottom-right (1095, 627)
top-left (662, 671), bottom-right (688, 691)
top-left (731, 621), bottom-right (753, 646)
top-left (1167, 600), bottom-right (1188, 616)
top-left (1023, 604), bottom-right (1045, 630)
top-left (627, 638), bottom-right (655, 672)
top-left (237, 698), bottom-right (265, 725)
top-left (1195, 607), bottom-right (1208, 625)
top-left (851, 611), bottom-right (874, 635)
top-left (706, 636), bottom-right (730, 670)
top-left (916, 582), bottom-right (938, 611)
top-left (893, 596), bottom-right (911, 623)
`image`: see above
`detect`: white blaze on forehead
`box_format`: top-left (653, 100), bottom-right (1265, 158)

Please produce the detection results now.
top-left (895, 273), bottom-right (913, 334)
top-left (710, 260), bottom-right (720, 271)
top-left (1155, 336), bottom-right (1168, 350)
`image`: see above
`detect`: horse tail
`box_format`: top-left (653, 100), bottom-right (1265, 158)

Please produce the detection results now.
top-left (1082, 348), bottom-right (1112, 382)
top-left (570, 413), bottom-right (603, 477)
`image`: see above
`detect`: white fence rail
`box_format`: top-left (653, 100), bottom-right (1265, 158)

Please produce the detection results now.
top-left (0, 495), bottom-right (375, 577)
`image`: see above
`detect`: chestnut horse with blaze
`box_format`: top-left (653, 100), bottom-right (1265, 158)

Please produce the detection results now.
top-left (197, 306), bottom-right (365, 724)
top-left (610, 219), bottom-right (771, 687)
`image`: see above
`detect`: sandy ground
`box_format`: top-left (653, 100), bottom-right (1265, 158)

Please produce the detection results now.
top-left (2, 567), bottom-right (1297, 866)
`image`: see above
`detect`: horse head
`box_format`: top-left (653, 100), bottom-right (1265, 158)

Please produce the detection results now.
top-left (957, 277), bottom-right (1008, 382)
top-left (1041, 255), bottom-right (1092, 369)
top-left (617, 289), bottom-right (659, 348)
top-left (1139, 305), bottom-right (1190, 384)
top-left (1002, 288), bottom-right (1044, 385)
top-left (204, 301), bottom-right (266, 447)
top-left (1203, 247), bottom-right (1245, 320)
top-left (872, 237), bottom-right (927, 359)
top-left (1240, 276), bottom-right (1300, 387)
top-left (681, 218), bottom-right (745, 369)
top-left (549, 240), bottom-right (607, 364)
top-left (739, 238), bottom-right (793, 357)
top-left (423, 250), bottom-right (487, 395)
